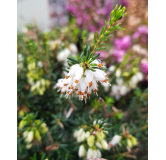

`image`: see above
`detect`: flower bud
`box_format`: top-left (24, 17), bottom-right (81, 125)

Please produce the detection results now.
top-left (85, 131), bottom-right (90, 139)
top-left (78, 145), bottom-right (86, 157)
top-left (97, 149), bottom-right (102, 158)
top-left (127, 139), bottom-right (133, 148)
top-left (87, 148), bottom-right (93, 159)
top-left (87, 135), bottom-right (95, 147)
top-left (109, 135), bottom-right (121, 147)
top-left (101, 139), bottom-right (108, 150)
top-left (27, 131), bottom-right (34, 143)
top-left (131, 136), bottom-right (137, 146)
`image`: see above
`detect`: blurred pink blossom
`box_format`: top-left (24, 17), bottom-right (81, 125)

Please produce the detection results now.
top-left (115, 35), bottom-right (131, 50)
top-left (140, 59), bottom-right (148, 75)
top-left (113, 49), bottom-right (126, 63)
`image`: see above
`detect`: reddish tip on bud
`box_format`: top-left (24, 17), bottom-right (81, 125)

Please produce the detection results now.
top-left (75, 88), bottom-right (78, 91)
top-left (88, 93), bottom-right (91, 96)
top-left (71, 86), bottom-right (73, 89)
top-left (65, 76), bottom-right (69, 79)
top-left (60, 92), bottom-right (64, 94)
top-left (68, 87), bottom-right (70, 89)
top-left (78, 91), bottom-right (81, 95)
top-left (89, 81), bottom-right (92, 87)
top-left (98, 63), bottom-right (102, 68)
top-left (64, 84), bottom-right (67, 86)
top-left (81, 92), bottom-right (84, 95)
top-left (75, 79), bottom-right (79, 83)
top-left (103, 79), bottom-right (107, 83)
top-left (94, 89), bottom-right (97, 93)
top-left (60, 87), bottom-right (62, 89)
top-left (83, 96), bottom-right (86, 99)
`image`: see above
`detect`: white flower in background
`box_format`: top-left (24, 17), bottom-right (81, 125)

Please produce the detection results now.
top-left (54, 60), bottom-right (110, 102)
top-left (111, 78), bottom-right (130, 100)
top-left (37, 61), bottom-right (43, 68)
top-left (69, 44), bottom-right (78, 54)
top-left (57, 48), bottom-right (71, 62)
top-left (17, 54), bottom-right (24, 62)
top-left (132, 44), bottom-right (147, 55)
top-left (74, 128), bottom-right (86, 143)
top-left (109, 65), bottom-right (115, 72)
top-left (22, 27), bottom-right (28, 33)
top-left (109, 135), bottom-right (121, 148)
top-left (115, 69), bottom-right (121, 77)
top-left (129, 72), bottom-right (143, 89)
top-left (78, 145), bottom-right (86, 157)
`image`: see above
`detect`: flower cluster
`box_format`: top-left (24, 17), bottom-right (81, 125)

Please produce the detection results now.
top-left (54, 60), bottom-right (110, 102)
top-left (27, 56), bottom-right (50, 95)
top-left (74, 120), bottom-right (109, 158)
top-left (19, 115), bottom-right (48, 149)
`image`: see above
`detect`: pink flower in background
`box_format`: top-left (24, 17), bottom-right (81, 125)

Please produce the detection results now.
top-left (140, 59), bottom-right (148, 75)
top-left (121, 0), bottom-right (129, 6)
top-left (133, 25), bottom-right (148, 39)
top-left (113, 49), bottom-right (126, 63)
top-left (95, 51), bottom-right (105, 59)
top-left (115, 36), bottom-right (131, 50)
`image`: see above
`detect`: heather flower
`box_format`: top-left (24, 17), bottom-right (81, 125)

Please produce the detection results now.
top-left (140, 59), bottom-right (148, 75)
top-left (54, 60), bottom-right (110, 102)
top-left (109, 135), bottom-right (121, 148)
top-left (78, 145), bottom-right (86, 157)
top-left (132, 25), bottom-right (148, 43)
top-left (115, 35), bottom-right (131, 50)
top-left (113, 49), bottom-right (126, 63)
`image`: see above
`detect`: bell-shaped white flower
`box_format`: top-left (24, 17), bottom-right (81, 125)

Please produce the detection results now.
top-left (78, 145), bottom-right (86, 157)
top-left (27, 131), bottom-right (34, 143)
top-left (95, 142), bottom-right (102, 149)
top-left (85, 70), bottom-right (94, 87)
top-left (97, 149), bottom-right (102, 158)
top-left (87, 148), bottom-right (93, 159)
top-left (66, 64), bottom-right (80, 78)
top-left (109, 135), bottom-right (121, 147)
top-left (101, 139), bottom-right (108, 150)
top-left (92, 149), bottom-right (98, 158)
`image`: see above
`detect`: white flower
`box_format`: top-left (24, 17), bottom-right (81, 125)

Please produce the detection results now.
top-left (129, 72), bottom-right (143, 89)
top-left (97, 149), bottom-right (102, 158)
top-left (109, 135), bottom-right (121, 148)
top-left (95, 142), bottom-right (102, 149)
top-left (69, 44), bottom-right (78, 54)
top-left (87, 148), bottom-right (93, 159)
top-left (78, 145), bottom-right (86, 157)
top-left (115, 69), bottom-right (121, 77)
top-left (109, 65), bottom-right (115, 72)
top-left (73, 130), bottom-right (78, 138)
top-left (85, 131), bottom-right (90, 139)
top-left (111, 78), bottom-right (129, 100)
top-left (101, 139), bottom-right (109, 150)
top-left (92, 150), bottom-right (98, 158)
top-left (27, 131), bottom-right (34, 143)
top-left (57, 48), bottom-right (71, 62)
top-left (37, 61), bottom-right (43, 68)
top-left (55, 60), bottom-right (111, 102)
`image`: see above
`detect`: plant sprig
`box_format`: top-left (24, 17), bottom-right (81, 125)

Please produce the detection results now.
top-left (65, 5), bottom-right (126, 73)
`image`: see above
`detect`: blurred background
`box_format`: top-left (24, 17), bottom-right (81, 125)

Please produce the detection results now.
top-left (17, 0), bottom-right (148, 159)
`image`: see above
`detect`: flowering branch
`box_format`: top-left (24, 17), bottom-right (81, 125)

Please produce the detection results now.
top-left (54, 5), bottom-right (126, 102)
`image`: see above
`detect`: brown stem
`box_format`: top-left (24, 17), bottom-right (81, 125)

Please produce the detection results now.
top-left (98, 97), bottom-right (108, 119)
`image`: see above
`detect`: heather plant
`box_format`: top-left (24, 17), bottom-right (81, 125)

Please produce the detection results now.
top-left (17, 3), bottom-right (148, 160)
